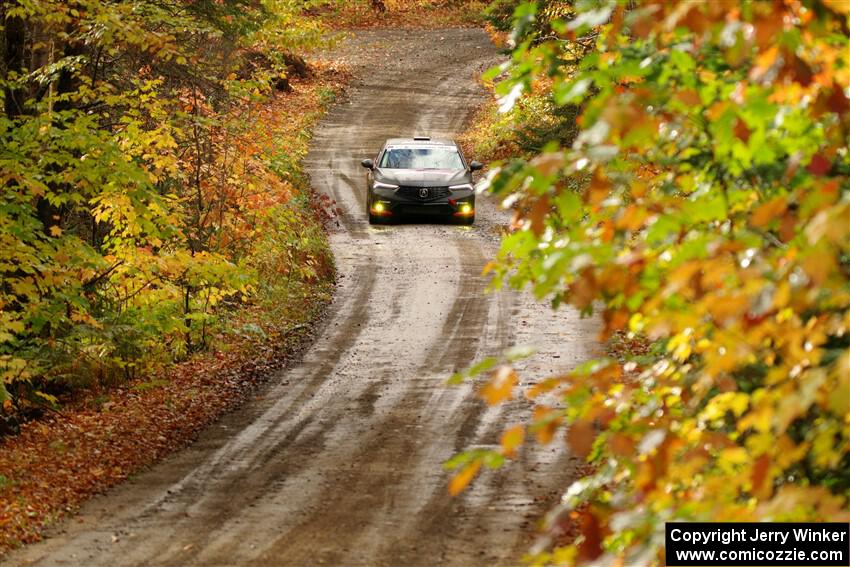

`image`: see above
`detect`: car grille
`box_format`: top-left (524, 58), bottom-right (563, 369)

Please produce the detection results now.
top-left (397, 186), bottom-right (450, 201)
top-left (400, 205), bottom-right (454, 216)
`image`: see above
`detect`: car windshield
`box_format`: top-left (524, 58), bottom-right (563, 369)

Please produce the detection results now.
top-left (379, 146), bottom-right (464, 170)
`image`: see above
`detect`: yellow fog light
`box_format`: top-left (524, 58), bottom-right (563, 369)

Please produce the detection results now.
top-left (460, 203), bottom-right (472, 214)
top-left (373, 202), bottom-right (385, 213)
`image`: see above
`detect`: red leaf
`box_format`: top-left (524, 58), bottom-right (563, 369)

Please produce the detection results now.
top-left (807, 153), bottom-right (831, 176)
top-left (734, 118), bottom-right (751, 142)
top-left (576, 510), bottom-right (605, 563)
top-left (826, 83), bottom-right (850, 114)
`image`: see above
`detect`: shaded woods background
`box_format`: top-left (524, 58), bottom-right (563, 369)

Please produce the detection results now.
top-left (0, 0), bottom-right (338, 418)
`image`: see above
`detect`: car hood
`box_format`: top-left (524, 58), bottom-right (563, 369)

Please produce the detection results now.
top-left (374, 168), bottom-right (471, 187)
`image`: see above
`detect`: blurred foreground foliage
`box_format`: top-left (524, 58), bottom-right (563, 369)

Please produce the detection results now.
top-left (453, 0), bottom-right (850, 564)
top-left (0, 0), bottom-right (338, 419)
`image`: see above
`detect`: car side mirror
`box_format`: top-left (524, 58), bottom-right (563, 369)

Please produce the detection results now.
top-left (469, 160), bottom-right (483, 171)
top-left (361, 159), bottom-right (374, 170)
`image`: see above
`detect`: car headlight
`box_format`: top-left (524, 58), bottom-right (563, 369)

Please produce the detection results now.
top-left (449, 183), bottom-right (474, 191)
top-left (373, 181), bottom-right (399, 190)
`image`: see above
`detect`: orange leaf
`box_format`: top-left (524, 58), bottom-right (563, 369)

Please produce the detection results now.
top-left (751, 454), bottom-right (773, 499)
top-left (615, 204), bottom-right (649, 231)
top-left (569, 269), bottom-right (597, 310)
top-left (608, 433), bottom-right (635, 456)
top-left (527, 376), bottom-right (569, 399)
top-left (753, 15), bottom-right (784, 48)
top-left (533, 406), bottom-right (563, 444)
top-left (448, 460), bottom-right (481, 496)
top-left (601, 308), bottom-right (629, 341)
top-left (529, 196), bottom-right (550, 237)
top-left (751, 196), bottom-right (787, 228)
top-left (586, 170), bottom-right (611, 207)
top-left (590, 362), bottom-right (623, 387)
top-left (480, 366), bottom-right (518, 406)
top-left (675, 88), bottom-right (700, 107)
top-left (779, 212), bottom-right (797, 242)
top-left (706, 293), bottom-right (749, 323)
top-left (566, 419), bottom-right (596, 458)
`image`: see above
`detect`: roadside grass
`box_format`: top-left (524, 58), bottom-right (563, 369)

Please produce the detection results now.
top-left (0, 66), bottom-right (349, 554)
top-left (318, 0), bottom-right (488, 29)
top-left (458, 85), bottom-right (581, 165)
top-left (457, 97), bottom-right (519, 165)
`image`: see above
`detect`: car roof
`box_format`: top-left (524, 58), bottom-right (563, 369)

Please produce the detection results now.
top-left (384, 137), bottom-right (456, 147)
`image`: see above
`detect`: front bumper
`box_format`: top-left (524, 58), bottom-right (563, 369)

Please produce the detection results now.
top-left (370, 185), bottom-right (474, 218)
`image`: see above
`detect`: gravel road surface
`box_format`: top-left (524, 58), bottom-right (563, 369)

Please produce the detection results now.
top-left (5, 28), bottom-right (597, 567)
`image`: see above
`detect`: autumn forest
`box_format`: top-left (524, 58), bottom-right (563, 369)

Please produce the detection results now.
top-left (1, 1), bottom-right (849, 566)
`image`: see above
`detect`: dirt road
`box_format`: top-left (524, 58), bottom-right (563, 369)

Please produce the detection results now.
top-left (5, 29), bottom-right (597, 567)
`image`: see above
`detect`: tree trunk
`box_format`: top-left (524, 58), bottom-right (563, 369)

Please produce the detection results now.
top-left (3, 3), bottom-right (27, 118)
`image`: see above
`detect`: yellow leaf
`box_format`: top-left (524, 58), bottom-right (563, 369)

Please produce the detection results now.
top-left (667, 332), bottom-right (693, 362)
top-left (49, 225), bottom-right (62, 237)
top-left (718, 447), bottom-right (749, 473)
top-left (772, 281), bottom-right (791, 310)
top-left (823, 0), bottom-right (850, 13)
top-left (826, 353), bottom-right (849, 418)
top-left (481, 261), bottom-right (497, 275)
top-left (500, 425), bottom-right (525, 458)
top-left (702, 392), bottom-right (750, 422)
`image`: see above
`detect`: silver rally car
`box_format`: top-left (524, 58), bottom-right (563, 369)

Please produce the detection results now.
top-left (360, 136), bottom-right (483, 225)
